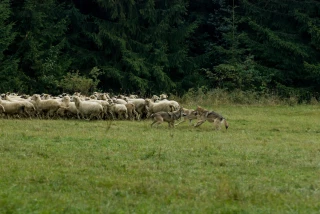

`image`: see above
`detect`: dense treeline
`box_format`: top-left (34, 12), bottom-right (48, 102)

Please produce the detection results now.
top-left (0, 0), bottom-right (319, 101)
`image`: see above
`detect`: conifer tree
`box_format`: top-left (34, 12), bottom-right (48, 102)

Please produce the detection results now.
top-left (11, 0), bottom-right (71, 93)
top-left (0, 0), bottom-right (23, 92)
top-left (240, 0), bottom-right (320, 99)
top-left (70, 0), bottom-right (198, 95)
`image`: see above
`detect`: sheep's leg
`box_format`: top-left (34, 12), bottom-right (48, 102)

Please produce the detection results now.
top-left (136, 112), bottom-right (141, 121)
top-left (133, 110), bottom-right (139, 120)
top-left (76, 111), bottom-right (81, 119)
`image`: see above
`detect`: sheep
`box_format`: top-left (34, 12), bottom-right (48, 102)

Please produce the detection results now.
top-left (159, 93), bottom-right (168, 100)
top-left (57, 102), bottom-right (78, 119)
top-left (125, 103), bottom-right (139, 120)
top-left (0, 104), bottom-right (5, 117)
top-left (0, 99), bottom-right (25, 119)
top-left (96, 93), bottom-right (110, 100)
top-left (124, 97), bottom-right (147, 120)
top-left (56, 96), bottom-right (73, 119)
top-left (145, 98), bottom-right (175, 118)
top-left (31, 94), bottom-right (62, 118)
top-left (86, 99), bottom-right (110, 120)
top-left (151, 95), bottom-right (160, 102)
top-left (3, 94), bottom-right (36, 119)
top-left (112, 97), bottom-right (127, 105)
top-left (175, 108), bottom-right (198, 126)
top-left (150, 107), bottom-right (185, 128)
top-left (156, 98), bottom-right (180, 110)
top-left (73, 96), bottom-right (103, 120)
top-left (129, 94), bottom-right (138, 99)
top-left (41, 93), bottom-right (52, 100)
top-left (108, 103), bottom-right (128, 120)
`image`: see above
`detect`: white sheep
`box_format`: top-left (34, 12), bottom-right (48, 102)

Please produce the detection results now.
top-left (3, 94), bottom-right (36, 119)
top-left (124, 98), bottom-right (147, 120)
top-left (144, 98), bottom-right (175, 118)
top-left (125, 103), bottom-right (139, 120)
top-left (0, 104), bottom-right (5, 117)
top-left (156, 99), bottom-right (180, 110)
top-left (96, 93), bottom-right (110, 100)
top-left (108, 103), bottom-right (128, 120)
top-left (112, 97), bottom-right (127, 105)
top-left (31, 94), bottom-right (62, 118)
top-left (57, 102), bottom-right (78, 119)
top-left (0, 99), bottom-right (25, 119)
top-left (73, 96), bottom-right (103, 120)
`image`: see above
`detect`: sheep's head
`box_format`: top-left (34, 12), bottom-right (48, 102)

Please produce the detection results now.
top-left (151, 95), bottom-right (159, 102)
top-left (159, 94), bottom-right (168, 100)
top-left (145, 99), bottom-right (152, 106)
top-left (31, 94), bottom-right (41, 101)
top-left (62, 96), bottom-right (70, 102)
top-left (73, 92), bottom-right (81, 97)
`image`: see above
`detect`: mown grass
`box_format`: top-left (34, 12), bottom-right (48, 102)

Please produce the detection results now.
top-left (0, 104), bottom-right (320, 213)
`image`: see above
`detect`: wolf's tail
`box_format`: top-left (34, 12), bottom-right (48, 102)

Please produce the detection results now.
top-left (222, 118), bottom-right (229, 129)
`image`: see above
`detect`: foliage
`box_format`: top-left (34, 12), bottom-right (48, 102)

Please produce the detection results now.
top-left (59, 67), bottom-right (101, 95)
top-left (0, 0), bottom-right (319, 101)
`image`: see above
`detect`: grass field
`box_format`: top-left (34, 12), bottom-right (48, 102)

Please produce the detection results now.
top-left (0, 105), bottom-right (320, 213)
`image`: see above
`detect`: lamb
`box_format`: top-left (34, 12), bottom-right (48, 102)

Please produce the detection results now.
top-left (150, 107), bottom-right (185, 128)
top-left (73, 96), bottom-right (103, 120)
top-left (31, 94), bottom-right (62, 118)
top-left (145, 98), bottom-right (175, 118)
top-left (175, 108), bottom-right (198, 126)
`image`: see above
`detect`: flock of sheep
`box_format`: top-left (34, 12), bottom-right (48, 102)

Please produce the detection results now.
top-left (0, 92), bottom-right (188, 123)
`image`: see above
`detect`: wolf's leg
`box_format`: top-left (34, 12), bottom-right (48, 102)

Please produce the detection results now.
top-left (175, 117), bottom-right (186, 126)
top-left (194, 119), bottom-right (206, 127)
top-left (213, 119), bottom-right (221, 130)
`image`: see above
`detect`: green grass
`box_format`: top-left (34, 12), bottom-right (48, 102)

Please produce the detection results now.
top-left (1, 105), bottom-right (320, 213)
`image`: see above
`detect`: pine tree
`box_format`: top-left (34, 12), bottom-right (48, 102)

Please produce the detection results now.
top-left (0, 0), bottom-right (23, 92)
top-left (69, 0), bottom-right (198, 95)
top-left (240, 0), bottom-right (320, 99)
top-left (11, 0), bottom-right (71, 94)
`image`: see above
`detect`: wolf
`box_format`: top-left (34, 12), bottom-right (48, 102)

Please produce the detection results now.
top-left (174, 107), bottom-right (198, 126)
top-left (194, 106), bottom-right (229, 130)
top-left (150, 107), bottom-right (185, 128)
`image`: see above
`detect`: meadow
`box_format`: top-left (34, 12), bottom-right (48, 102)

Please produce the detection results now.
top-left (0, 104), bottom-right (319, 213)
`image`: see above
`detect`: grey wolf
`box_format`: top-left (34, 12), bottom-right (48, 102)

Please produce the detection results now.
top-left (150, 107), bottom-right (185, 128)
top-left (194, 106), bottom-right (229, 130)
